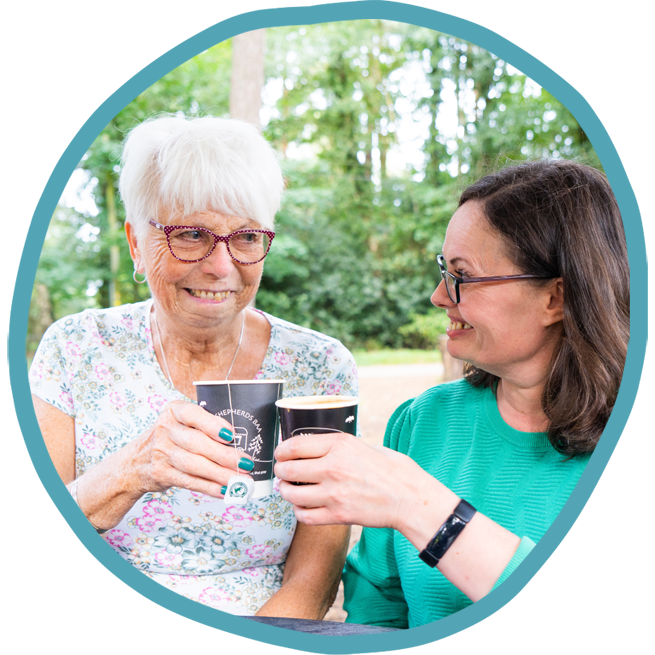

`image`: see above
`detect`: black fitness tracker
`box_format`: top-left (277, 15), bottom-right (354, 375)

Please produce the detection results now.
top-left (418, 499), bottom-right (477, 567)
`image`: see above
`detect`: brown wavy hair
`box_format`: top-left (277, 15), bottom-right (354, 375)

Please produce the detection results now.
top-left (459, 160), bottom-right (629, 456)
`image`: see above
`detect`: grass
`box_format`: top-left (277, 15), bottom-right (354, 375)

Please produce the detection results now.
top-left (353, 348), bottom-right (442, 367)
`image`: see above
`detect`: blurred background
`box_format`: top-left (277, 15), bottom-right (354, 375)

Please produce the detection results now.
top-left (25, 18), bottom-right (601, 621)
top-left (26, 19), bottom-right (599, 366)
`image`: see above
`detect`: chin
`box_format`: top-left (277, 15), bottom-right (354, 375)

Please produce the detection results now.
top-left (446, 341), bottom-right (467, 361)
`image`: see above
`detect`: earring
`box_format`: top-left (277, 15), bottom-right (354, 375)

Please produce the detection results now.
top-left (133, 265), bottom-right (147, 284)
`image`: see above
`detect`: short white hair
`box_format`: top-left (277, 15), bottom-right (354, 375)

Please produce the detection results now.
top-left (119, 115), bottom-right (284, 237)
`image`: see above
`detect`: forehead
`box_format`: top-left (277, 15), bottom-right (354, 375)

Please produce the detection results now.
top-left (442, 201), bottom-right (508, 268)
top-left (161, 209), bottom-right (260, 231)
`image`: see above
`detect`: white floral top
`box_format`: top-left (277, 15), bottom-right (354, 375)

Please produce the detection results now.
top-left (29, 299), bottom-right (358, 615)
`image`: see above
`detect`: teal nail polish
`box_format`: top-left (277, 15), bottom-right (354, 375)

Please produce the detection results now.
top-left (238, 457), bottom-right (254, 472)
top-left (219, 428), bottom-right (234, 442)
top-left (220, 486), bottom-right (227, 495)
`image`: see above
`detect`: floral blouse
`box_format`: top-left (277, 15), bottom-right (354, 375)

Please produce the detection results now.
top-left (29, 299), bottom-right (358, 615)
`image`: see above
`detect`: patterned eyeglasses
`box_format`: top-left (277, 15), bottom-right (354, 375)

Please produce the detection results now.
top-left (149, 220), bottom-right (275, 265)
top-left (437, 254), bottom-right (552, 304)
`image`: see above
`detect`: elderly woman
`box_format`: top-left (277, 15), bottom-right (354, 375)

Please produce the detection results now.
top-left (274, 159), bottom-right (629, 628)
top-left (29, 115), bottom-right (356, 617)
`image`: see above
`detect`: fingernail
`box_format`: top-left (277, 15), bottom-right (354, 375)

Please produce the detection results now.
top-left (238, 457), bottom-right (254, 472)
top-left (220, 486), bottom-right (227, 496)
top-left (219, 428), bottom-right (234, 442)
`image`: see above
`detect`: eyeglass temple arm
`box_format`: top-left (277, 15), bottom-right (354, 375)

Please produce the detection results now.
top-left (457, 274), bottom-right (551, 284)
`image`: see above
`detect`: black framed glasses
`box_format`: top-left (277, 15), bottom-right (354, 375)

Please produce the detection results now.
top-left (437, 254), bottom-right (552, 304)
top-left (149, 220), bottom-right (275, 265)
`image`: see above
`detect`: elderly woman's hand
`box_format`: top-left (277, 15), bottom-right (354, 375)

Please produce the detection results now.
top-left (274, 433), bottom-right (449, 531)
top-left (130, 400), bottom-right (254, 498)
top-left (60, 399), bottom-right (256, 532)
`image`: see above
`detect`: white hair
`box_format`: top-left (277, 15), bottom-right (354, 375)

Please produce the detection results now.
top-left (119, 115), bottom-right (284, 237)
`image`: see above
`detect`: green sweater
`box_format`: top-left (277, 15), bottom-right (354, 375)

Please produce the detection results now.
top-left (343, 379), bottom-right (590, 628)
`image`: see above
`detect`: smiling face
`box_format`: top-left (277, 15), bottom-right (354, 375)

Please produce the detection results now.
top-left (127, 210), bottom-right (266, 330)
top-left (431, 200), bottom-right (564, 384)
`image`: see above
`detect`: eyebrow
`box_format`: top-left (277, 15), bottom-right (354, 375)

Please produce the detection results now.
top-left (447, 256), bottom-right (470, 268)
top-left (183, 219), bottom-right (257, 232)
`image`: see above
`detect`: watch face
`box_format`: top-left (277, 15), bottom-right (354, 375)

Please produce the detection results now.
top-left (427, 515), bottom-right (468, 561)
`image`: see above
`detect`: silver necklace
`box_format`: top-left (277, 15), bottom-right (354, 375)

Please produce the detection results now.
top-left (153, 307), bottom-right (252, 503)
top-left (153, 308), bottom-right (246, 387)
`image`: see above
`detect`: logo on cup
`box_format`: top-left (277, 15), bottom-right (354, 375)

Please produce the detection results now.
top-left (233, 426), bottom-right (248, 449)
top-left (291, 427), bottom-right (342, 437)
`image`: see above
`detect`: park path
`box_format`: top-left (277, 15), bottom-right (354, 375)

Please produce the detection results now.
top-left (323, 362), bottom-right (444, 622)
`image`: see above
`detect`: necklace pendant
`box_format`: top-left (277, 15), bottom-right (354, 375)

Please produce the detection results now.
top-left (224, 475), bottom-right (254, 505)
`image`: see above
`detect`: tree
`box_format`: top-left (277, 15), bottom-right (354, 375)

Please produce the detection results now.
top-left (230, 30), bottom-right (266, 128)
top-left (30, 21), bottom-right (602, 354)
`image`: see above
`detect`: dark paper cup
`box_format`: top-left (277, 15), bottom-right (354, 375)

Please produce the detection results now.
top-left (276, 395), bottom-right (358, 441)
top-left (194, 380), bottom-right (284, 498)
top-left (275, 395), bottom-right (358, 485)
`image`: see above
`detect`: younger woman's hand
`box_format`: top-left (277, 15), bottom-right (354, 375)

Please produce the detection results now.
top-left (274, 432), bottom-right (435, 530)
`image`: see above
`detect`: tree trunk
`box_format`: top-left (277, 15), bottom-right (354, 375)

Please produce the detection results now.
top-left (230, 29), bottom-right (266, 129)
top-left (28, 282), bottom-right (54, 354)
top-left (438, 334), bottom-right (464, 381)
top-left (106, 175), bottom-right (121, 307)
top-left (230, 29), bottom-right (267, 309)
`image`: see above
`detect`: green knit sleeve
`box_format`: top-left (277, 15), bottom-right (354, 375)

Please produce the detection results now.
top-left (342, 402), bottom-right (415, 628)
top-left (491, 536), bottom-right (536, 591)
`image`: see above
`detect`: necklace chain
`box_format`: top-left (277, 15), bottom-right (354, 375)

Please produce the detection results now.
top-left (153, 307), bottom-right (248, 495)
top-left (153, 309), bottom-right (246, 387)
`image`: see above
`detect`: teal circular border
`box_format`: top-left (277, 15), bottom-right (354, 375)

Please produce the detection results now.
top-left (12, 0), bottom-right (655, 655)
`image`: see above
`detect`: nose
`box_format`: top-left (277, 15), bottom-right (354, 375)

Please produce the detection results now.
top-left (431, 279), bottom-right (454, 309)
top-left (200, 241), bottom-right (237, 278)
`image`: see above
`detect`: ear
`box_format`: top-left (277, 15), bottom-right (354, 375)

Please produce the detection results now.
top-left (542, 278), bottom-right (564, 326)
top-left (125, 221), bottom-right (143, 272)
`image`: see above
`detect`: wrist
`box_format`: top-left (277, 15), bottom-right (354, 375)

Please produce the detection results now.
top-left (122, 431), bottom-right (157, 496)
top-left (418, 499), bottom-right (477, 567)
top-left (393, 464), bottom-right (459, 549)
top-left (67, 478), bottom-right (109, 534)
top-left (77, 445), bottom-right (146, 528)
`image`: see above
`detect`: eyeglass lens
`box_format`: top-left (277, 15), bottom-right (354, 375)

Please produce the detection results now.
top-left (443, 272), bottom-right (457, 303)
top-left (439, 257), bottom-right (457, 303)
top-left (168, 229), bottom-right (270, 263)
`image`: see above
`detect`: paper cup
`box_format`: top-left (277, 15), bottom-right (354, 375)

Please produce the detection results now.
top-left (276, 395), bottom-right (358, 440)
top-left (194, 380), bottom-right (284, 498)
top-left (275, 395), bottom-right (358, 485)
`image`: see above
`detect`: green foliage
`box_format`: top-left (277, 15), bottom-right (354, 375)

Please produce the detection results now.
top-left (29, 21), bottom-right (601, 354)
top-left (398, 310), bottom-right (450, 349)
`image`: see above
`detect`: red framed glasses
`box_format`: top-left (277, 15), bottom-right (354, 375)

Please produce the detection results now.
top-left (437, 254), bottom-right (552, 304)
top-left (149, 220), bottom-right (275, 265)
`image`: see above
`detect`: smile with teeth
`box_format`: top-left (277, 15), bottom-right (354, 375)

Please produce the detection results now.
top-left (188, 289), bottom-right (232, 301)
top-left (448, 321), bottom-right (473, 331)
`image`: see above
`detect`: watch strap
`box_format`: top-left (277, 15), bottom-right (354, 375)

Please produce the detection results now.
top-left (418, 499), bottom-right (476, 568)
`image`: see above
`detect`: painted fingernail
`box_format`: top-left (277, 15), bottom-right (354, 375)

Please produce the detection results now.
top-left (219, 428), bottom-right (234, 442)
top-left (238, 457), bottom-right (254, 472)
top-left (220, 486), bottom-right (227, 496)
